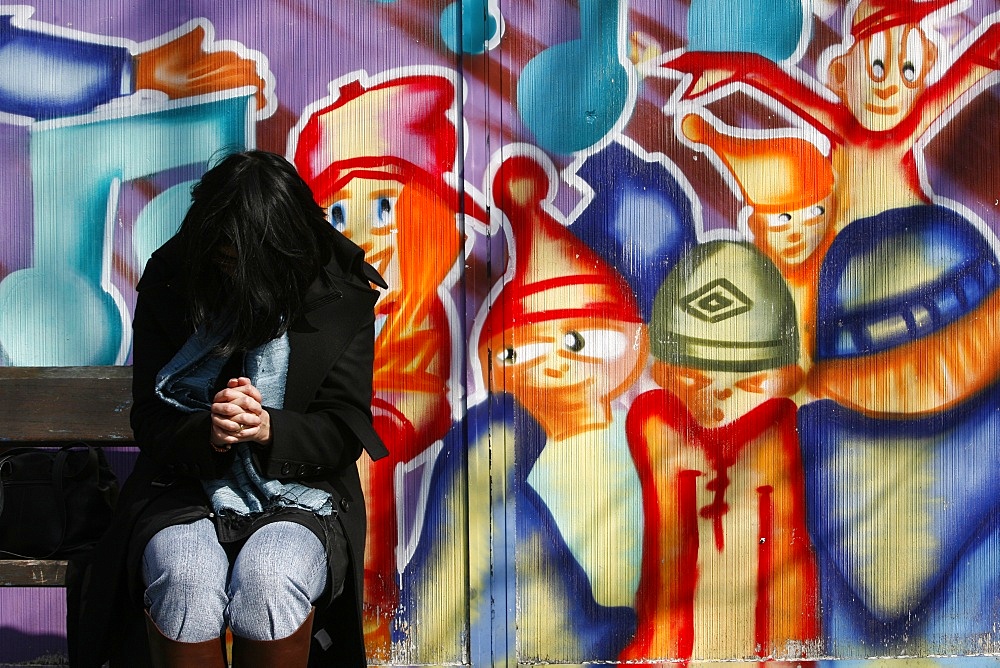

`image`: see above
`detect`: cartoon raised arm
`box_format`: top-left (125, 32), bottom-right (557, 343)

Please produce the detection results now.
top-left (0, 10), bottom-right (272, 120)
top-left (667, 1), bottom-right (1000, 231)
top-left (134, 22), bottom-right (272, 114)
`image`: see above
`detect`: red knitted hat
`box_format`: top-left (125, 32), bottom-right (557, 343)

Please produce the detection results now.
top-left (481, 152), bottom-right (641, 341)
top-left (293, 72), bottom-right (486, 221)
top-left (849, 0), bottom-right (953, 41)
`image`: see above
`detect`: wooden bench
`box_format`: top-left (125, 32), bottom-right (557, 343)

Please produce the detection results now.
top-left (0, 366), bottom-right (133, 587)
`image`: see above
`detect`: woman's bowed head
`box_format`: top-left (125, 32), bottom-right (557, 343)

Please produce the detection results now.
top-left (180, 150), bottom-right (349, 355)
top-left (177, 150), bottom-right (374, 451)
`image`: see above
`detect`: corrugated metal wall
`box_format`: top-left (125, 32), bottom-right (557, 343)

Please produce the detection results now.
top-left (3, 0), bottom-right (1000, 665)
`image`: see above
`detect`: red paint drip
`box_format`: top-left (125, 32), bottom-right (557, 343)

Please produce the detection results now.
top-left (755, 485), bottom-right (774, 658)
top-left (701, 468), bottom-right (731, 551)
top-left (676, 469), bottom-right (702, 661)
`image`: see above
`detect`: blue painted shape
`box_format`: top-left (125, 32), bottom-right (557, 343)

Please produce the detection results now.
top-left (402, 395), bottom-right (637, 663)
top-left (440, 0), bottom-right (499, 55)
top-left (570, 142), bottom-right (698, 321)
top-left (688, 0), bottom-right (804, 61)
top-left (517, 0), bottom-right (633, 154)
top-left (0, 267), bottom-right (121, 366)
top-left (0, 15), bottom-right (132, 119)
top-left (133, 180), bottom-right (199, 274)
top-left (798, 385), bottom-right (1000, 655)
top-left (814, 205), bottom-right (998, 361)
top-left (0, 93), bottom-right (251, 365)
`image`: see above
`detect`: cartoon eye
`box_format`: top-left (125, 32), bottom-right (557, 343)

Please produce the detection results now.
top-left (672, 368), bottom-right (712, 390)
top-left (563, 331), bottom-right (585, 353)
top-left (734, 373), bottom-right (770, 394)
top-left (809, 205), bottom-right (825, 217)
top-left (902, 28), bottom-right (925, 87)
top-left (328, 202), bottom-right (347, 232)
top-left (372, 197), bottom-right (397, 228)
top-left (567, 329), bottom-right (629, 360)
top-left (767, 213), bottom-right (792, 230)
top-left (497, 342), bottom-right (547, 365)
top-left (868, 32), bottom-right (887, 81)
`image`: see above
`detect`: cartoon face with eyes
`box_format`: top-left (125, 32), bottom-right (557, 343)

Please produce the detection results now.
top-left (646, 240), bottom-right (803, 427)
top-left (325, 178), bottom-right (402, 306)
top-left (828, 24), bottom-right (938, 132)
top-left (750, 192), bottom-right (837, 272)
top-left (652, 361), bottom-right (802, 427)
top-left (483, 316), bottom-right (647, 440)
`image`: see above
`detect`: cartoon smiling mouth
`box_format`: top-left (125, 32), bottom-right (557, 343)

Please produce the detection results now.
top-left (781, 242), bottom-right (807, 259)
top-left (865, 102), bottom-right (900, 116)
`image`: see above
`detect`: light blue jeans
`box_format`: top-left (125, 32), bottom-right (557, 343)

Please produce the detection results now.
top-left (142, 518), bottom-right (327, 642)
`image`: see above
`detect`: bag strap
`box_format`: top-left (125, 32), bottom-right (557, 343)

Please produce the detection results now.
top-left (43, 446), bottom-right (75, 559)
top-left (0, 448), bottom-right (33, 538)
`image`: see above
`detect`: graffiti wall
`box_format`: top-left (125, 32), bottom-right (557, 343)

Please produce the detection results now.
top-left (2, 0), bottom-right (1000, 665)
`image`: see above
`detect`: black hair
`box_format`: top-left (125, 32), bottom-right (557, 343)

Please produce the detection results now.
top-left (177, 149), bottom-right (336, 356)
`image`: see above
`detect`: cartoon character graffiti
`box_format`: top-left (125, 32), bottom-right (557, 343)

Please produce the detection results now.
top-left (621, 241), bottom-right (819, 662)
top-left (474, 148), bottom-right (648, 661)
top-left (662, 0), bottom-right (1000, 655)
top-left (679, 110), bottom-right (838, 361)
top-left (665, 0), bottom-right (1000, 414)
top-left (667, 0), bottom-right (1000, 231)
top-left (291, 68), bottom-right (484, 656)
top-left (403, 146), bottom-right (650, 663)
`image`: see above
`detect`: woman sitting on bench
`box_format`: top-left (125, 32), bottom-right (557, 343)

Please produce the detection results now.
top-left (77, 150), bottom-right (388, 667)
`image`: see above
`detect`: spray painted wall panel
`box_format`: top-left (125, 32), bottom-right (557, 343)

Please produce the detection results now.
top-left (2, 1), bottom-right (1000, 666)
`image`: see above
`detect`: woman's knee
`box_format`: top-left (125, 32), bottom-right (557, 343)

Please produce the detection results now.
top-left (142, 519), bottom-right (229, 641)
top-left (227, 522), bottom-right (327, 639)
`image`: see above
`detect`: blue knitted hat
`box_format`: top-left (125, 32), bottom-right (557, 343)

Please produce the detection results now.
top-left (815, 205), bottom-right (999, 360)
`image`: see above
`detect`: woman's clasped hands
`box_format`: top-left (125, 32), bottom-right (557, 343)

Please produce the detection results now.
top-left (210, 376), bottom-right (273, 451)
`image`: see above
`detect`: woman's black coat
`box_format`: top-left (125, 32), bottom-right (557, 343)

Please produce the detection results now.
top-left (73, 231), bottom-right (388, 667)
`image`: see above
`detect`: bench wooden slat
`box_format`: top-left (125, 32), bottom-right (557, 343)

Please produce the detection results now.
top-left (0, 559), bottom-right (69, 586)
top-left (0, 366), bottom-right (133, 442)
top-left (1, 366), bottom-right (135, 588)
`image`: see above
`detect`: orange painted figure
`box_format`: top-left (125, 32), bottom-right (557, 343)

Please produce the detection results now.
top-left (475, 150), bottom-right (649, 659)
top-left (669, 0), bottom-right (1000, 231)
top-left (680, 111), bottom-right (837, 362)
top-left (481, 153), bottom-right (649, 442)
top-left (668, 0), bottom-right (1000, 414)
top-left (292, 71), bottom-right (484, 655)
top-left (621, 241), bottom-right (819, 663)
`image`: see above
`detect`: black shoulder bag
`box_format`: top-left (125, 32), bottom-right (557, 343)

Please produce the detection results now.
top-left (0, 444), bottom-right (119, 559)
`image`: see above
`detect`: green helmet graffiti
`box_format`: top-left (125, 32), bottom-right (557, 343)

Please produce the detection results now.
top-left (649, 240), bottom-right (799, 372)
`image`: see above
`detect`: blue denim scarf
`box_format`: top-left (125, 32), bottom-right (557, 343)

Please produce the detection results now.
top-left (155, 326), bottom-right (334, 516)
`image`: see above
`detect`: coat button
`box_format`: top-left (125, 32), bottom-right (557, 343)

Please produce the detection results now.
top-left (281, 463), bottom-right (292, 475)
top-left (340, 498), bottom-right (350, 512)
top-left (297, 464), bottom-right (307, 476)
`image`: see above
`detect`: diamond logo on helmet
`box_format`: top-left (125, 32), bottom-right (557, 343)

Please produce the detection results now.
top-left (680, 278), bottom-right (753, 324)
top-left (650, 241), bottom-right (798, 372)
